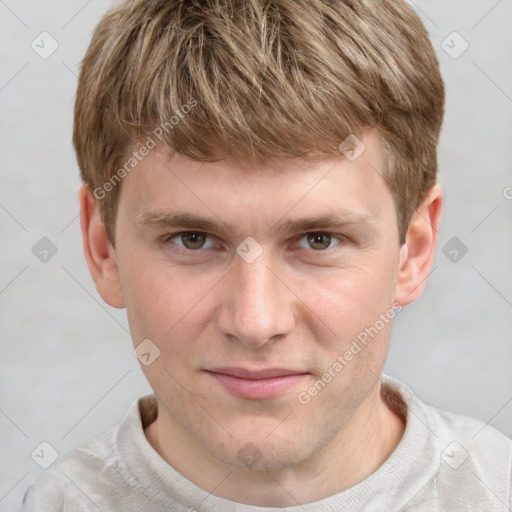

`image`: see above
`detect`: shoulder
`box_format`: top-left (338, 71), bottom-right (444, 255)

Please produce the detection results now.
top-left (419, 388), bottom-right (512, 473)
top-left (419, 406), bottom-right (511, 510)
top-left (429, 402), bottom-right (512, 485)
top-left (383, 373), bottom-right (512, 457)
top-left (22, 394), bottom-right (157, 512)
top-left (383, 374), bottom-right (512, 510)
top-left (23, 425), bottom-right (121, 511)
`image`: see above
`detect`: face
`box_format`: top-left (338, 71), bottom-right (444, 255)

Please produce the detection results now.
top-left (113, 129), bottom-right (404, 471)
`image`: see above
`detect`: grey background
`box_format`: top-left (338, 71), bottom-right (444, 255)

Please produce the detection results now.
top-left (1, 0), bottom-right (511, 509)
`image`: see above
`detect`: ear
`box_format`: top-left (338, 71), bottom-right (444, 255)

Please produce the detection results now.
top-left (79, 185), bottom-right (125, 308)
top-left (394, 184), bottom-right (443, 306)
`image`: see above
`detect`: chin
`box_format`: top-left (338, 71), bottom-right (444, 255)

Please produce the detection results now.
top-left (208, 430), bottom-right (316, 472)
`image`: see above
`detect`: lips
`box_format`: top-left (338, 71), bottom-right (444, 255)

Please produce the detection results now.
top-left (205, 367), bottom-right (309, 400)
top-left (207, 367), bottom-right (307, 380)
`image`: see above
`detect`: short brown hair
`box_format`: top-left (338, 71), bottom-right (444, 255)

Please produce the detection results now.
top-left (73, 0), bottom-right (445, 245)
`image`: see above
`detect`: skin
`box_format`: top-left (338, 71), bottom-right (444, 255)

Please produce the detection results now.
top-left (80, 128), bottom-right (442, 506)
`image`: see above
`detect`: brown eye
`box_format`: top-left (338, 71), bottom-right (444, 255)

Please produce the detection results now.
top-left (164, 232), bottom-right (214, 251)
top-left (179, 232), bottom-right (208, 250)
top-left (306, 233), bottom-right (333, 250)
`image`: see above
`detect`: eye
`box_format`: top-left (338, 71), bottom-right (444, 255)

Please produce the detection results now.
top-left (296, 232), bottom-right (343, 251)
top-left (165, 232), bottom-right (217, 251)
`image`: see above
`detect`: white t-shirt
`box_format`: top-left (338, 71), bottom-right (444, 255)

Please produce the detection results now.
top-left (23, 374), bottom-right (512, 511)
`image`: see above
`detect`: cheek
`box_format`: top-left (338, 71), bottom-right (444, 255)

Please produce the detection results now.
top-left (121, 261), bottom-right (218, 344)
top-left (307, 260), bottom-right (397, 324)
top-left (297, 257), bottom-right (398, 371)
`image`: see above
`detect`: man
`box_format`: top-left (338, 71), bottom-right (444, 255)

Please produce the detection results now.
top-left (23, 0), bottom-right (512, 510)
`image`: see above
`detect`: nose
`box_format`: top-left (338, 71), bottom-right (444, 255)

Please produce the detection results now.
top-left (216, 253), bottom-right (296, 348)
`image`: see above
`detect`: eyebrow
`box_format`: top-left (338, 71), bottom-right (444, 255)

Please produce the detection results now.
top-left (136, 210), bottom-right (376, 236)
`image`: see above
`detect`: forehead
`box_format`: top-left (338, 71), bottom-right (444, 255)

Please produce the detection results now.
top-left (117, 129), bottom-right (394, 232)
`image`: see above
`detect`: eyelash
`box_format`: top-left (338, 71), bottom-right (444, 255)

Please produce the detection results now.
top-left (161, 231), bottom-right (345, 255)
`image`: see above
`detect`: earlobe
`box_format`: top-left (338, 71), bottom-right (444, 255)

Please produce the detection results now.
top-left (394, 184), bottom-right (443, 306)
top-left (79, 185), bottom-right (125, 308)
